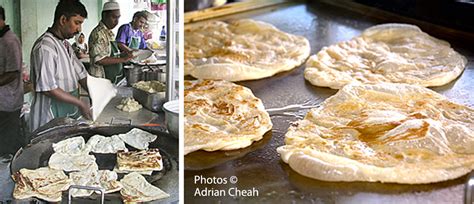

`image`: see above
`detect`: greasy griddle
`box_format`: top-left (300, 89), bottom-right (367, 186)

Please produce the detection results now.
top-left (10, 120), bottom-right (178, 204)
top-left (184, 2), bottom-right (474, 203)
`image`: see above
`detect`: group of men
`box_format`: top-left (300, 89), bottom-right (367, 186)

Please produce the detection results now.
top-left (0, 0), bottom-right (152, 160)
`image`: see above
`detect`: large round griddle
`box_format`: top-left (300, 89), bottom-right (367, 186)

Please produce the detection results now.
top-left (10, 119), bottom-right (178, 203)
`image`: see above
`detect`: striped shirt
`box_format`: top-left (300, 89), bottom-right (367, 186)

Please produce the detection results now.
top-left (29, 31), bottom-right (88, 132)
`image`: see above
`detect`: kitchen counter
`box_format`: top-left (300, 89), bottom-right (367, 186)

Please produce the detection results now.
top-left (94, 86), bottom-right (165, 126)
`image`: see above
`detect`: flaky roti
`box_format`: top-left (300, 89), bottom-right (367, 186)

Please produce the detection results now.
top-left (12, 167), bottom-right (72, 202)
top-left (87, 74), bottom-right (117, 121)
top-left (69, 170), bottom-right (122, 197)
top-left (113, 165), bottom-right (153, 175)
top-left (277, 83), bottom-right (474, 184)
top-left (69, 170), bottom-right (97, 197)
top-left (118, 128), bottom-right (157, 150)
top-left (117, 149), bottom-right (163, 172)
top-left (52, 137), bottom-right (90, 155)
top-left (304, 23), bottom-right (467, 89)
top-left (184, 80), bottom-right (273, 155)
top-left (185, 19), bottom-right (310, 81)
top-left (48, 152), bottom-right (98, 172)
top-left (120, 172), bottom-right (170, 202)
top-left (86, 135), bottom-right (128, 154)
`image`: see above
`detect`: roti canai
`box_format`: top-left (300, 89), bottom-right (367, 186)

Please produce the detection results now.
top-left (185, 19), bottom-right (310, 81)
top-left (118, 128), bottom-right (157, 150)
top-left (277, 83), bottom-right (474, 184)
top-left (184, 80), bottom-right (272, 155)
top-left (304, 23), bottom-right (467, 89)
top-left (12, 167), bottom-right (72, 202)
top-left (120, 172), bottom-right (170, 202)
top-left (117, 148), bottom-right (163, 172)
top-left (86, 135), bottom-right (128, 154)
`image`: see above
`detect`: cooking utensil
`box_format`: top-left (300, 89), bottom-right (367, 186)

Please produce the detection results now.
top-left (163, 100), bottom-right (179, 137)
top-left (124, 64), bottom-right (142, 86)
top-left (68, 185), bottom-right (105, 204)
top-left (466, 171), bottom-right (474, 204)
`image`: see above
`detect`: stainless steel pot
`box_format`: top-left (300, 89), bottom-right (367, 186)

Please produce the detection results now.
top-left (163, 100), bottom-right (179, 137)
top-left (143, 67), bottom-right (167, 83)
top-left (124, 65), bottom-right (142, 86)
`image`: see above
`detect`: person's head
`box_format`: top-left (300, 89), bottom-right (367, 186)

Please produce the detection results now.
top-left (0, 6), bottom-right (5, 27)
top-left (101, 1), bottom-right (121, 29)
top-left (131, 11), bottom-right (147, 30)
top-left (53, 0), bottom-right (88, 39)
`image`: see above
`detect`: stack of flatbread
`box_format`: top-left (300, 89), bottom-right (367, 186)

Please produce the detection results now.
top-left (277, 83), bottom-right (474, 184)
top-left (304, 23), bottom-right (467, 89)
top-left (12, 167), bottom-right (72, 202)
top-left (184, 79), bottom-right (273, 155)
top-left (116, 149), bottom-right (163, 173)
top-left (185, 19), bottom-right (310, 81)
top-left (48, 137), bottom-right (98, 172)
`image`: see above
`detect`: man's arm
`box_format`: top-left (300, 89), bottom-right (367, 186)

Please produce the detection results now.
top-left (117, 42), bottom-right (132, 53)
top-left (44, 88), bottom-right (92, 120)
top-left (0, 71), bottom-right (19, 86)
top-left (79, 77), bottom-right (88, 93)
top-left (96, 54), bottom-right (133, 66)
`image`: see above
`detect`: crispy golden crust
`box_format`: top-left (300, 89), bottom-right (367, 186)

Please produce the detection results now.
top-left (184, 80), bottom-right (272, 155)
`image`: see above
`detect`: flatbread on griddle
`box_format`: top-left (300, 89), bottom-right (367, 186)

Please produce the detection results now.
top-left (118, 128), bottom-right (157, 150)
top-left (184, 80), bottom-right (272, 155)
top-left (120, 172), bottom-right (170, 202)
top-left (278, 83), bottom-right (474, 184)
top-left (304, 23), bottom-right (467, 89)
top-left (185, 19), bottom-right (310, 81)
top-left (117, 149), bottom-right (163, 172)
top-left (86, 135), bottom-right (128, 154)
top-left (12, 167), bottom-right (72, 202)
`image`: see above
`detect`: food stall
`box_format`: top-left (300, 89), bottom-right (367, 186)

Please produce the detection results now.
top-left (183, 1), bottom-right (474, 203)
top-left (0, 0), bottom-right (180, 202)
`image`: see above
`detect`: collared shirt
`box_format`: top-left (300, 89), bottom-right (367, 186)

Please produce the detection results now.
top-left (89, 21), bottom-right (115, 78)
top-left (29, 30), bottom-right (88, 131)
top-left (116, 23), bottom-right (147, 49)
top-left (0, 27), bottom-right (23, 111)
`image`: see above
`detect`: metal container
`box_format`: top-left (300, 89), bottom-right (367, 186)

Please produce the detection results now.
top-left (124, 65), bottom-right (142, 86)
top-left (132, 87), bottom-right (166, 112)
top-left (143, 66), bottom-right (167, 83)
top-left (163, 100), bottom-right (179, 137)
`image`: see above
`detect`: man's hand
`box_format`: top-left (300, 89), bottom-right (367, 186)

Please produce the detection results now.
top-left (121, 51), bottom-right (134, 62)
top-left (78, 101), bottom-right (92, 120)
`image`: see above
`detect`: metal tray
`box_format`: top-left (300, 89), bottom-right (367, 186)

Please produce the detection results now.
top-left (184, 1), bottom-right (474, 203)
top-left (132, 87), bottom-right (167, 112)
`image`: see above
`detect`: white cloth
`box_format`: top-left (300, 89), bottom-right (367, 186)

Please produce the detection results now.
top-left (103, 1), bottom-right (120, 11)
